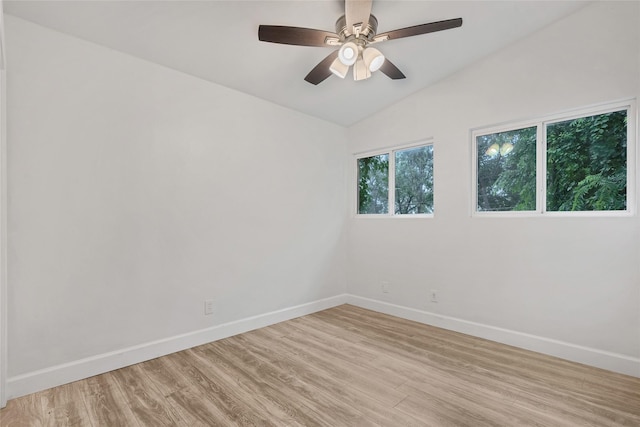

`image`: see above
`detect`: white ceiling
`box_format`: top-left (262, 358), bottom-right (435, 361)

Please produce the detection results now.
top-left (4, 0), bottom-right (590, 126)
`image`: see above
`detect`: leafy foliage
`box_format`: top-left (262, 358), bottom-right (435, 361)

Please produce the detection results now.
top-left (358, 154), bottom-right (389, 214)
top-left (477, 127), bottom-right (537, 211)
top-left (358, 146), bottom-right (434, 215)
top-left (546, 110), bottom-right (627, 211)
top-left (477, 109), bottom-right (627, 212)
top-left (395, 146), bottom-right (434, 214)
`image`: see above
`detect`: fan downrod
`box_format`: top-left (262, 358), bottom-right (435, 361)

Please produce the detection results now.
top-left (335, 14), bottom-right (378, 41)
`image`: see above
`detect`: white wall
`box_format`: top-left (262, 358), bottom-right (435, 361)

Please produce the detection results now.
top-left (347, 2), bottom-right (640, 375)
top-left (5, 15), bottom-right (348, 388)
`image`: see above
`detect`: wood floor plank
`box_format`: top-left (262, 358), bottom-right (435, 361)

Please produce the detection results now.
top-left (137, 355), bottom-right (190, 398)
top-left (207, 337), bottom-right (367, 426)
top-left (291, 311), bottom-right (555, 426)
top-left (41, 381), bottom-right (92, 427)
top-left (0, 392), bottom-right (46, 427)
top-left (232, 329), bottom-right (426, 427)
top-left (331, 305), bottom-right (640, 423)
top-left (77, 373), bottom-right (140, 427)
top-left (110, 364), bottom-right (182, 426)
top-left (332, 304), bottom-right (638, 395)
top-left (180, 347), bottom-right (296, 426)
top-left (2, 304), bottom-right (639, 426)
top-left (166, 385), bottom-right (239, 427)
top-left (167, 349), bottom-right (273, 426)
top-left (256, 323), bottom-right (410, 406)
top-left (42, 401), bottom-right (92, 427)
top-left (316, 307), bottom-right (585, 393)
top-left (398, 377), bottom-right (555, 426)
top-left (271, 316), bottom-right (382, 364)
top-left (188, 345), bottom-right (317, 426)
top-left (191, 343), bottom-right (326, 427)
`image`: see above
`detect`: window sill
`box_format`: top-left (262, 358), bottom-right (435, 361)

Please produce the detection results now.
top-left (354, 214), bottom-right (435, 219)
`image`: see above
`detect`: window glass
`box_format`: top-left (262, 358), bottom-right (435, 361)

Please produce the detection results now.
top-left (476, 127), bottom-right (537, 212)
top-left (357, 154), bottom-right (389, 214)
top-left (395, 145), bottom-right (434, 214)
top-left (546, 110), bottom-right (627, 211)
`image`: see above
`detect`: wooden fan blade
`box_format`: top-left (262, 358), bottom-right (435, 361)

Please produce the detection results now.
top-left (258, 25), bottom-right (339, 47)
top-left (345, 0), bottom-right (373, 35)
top-left (375, 17), bottom-right (462, 41)
top-left (304, 50), bottom-right (340, 85)
top-left (379, 59), bottom-right (406, 80)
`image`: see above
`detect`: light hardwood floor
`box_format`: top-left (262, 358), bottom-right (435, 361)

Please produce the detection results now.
top-left (1, 304), bottom-right (639, 426)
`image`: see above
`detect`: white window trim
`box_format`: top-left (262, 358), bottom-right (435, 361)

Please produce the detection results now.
top-left (354, 139), bottom-right (435, 218)
top-left (471, 99), bottom-right (636, 218)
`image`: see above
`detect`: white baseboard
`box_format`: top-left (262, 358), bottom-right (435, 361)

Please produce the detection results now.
top-left (346, 295), bottom-right (640, 378)
top-left (7, 292), bottom-right (639, 400)
top-left (6, 294), bottom-right (349, 400)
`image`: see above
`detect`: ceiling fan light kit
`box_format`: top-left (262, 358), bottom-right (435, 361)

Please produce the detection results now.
top-left (353, 56), bottom-right (372, 81)
top-left (258, 0), bottom-right (462, 85)
top-left (338, 41), bottom-right (358, 66)
top-left (329, 57), bottom-right (349, 78)
top-left (363, 47), bottom-right (385, 72)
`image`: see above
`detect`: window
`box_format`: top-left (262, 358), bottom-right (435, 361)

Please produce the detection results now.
top-left (476, 126), bottom-right (537, 212)
top-left (357, 154), bottom-right (389, 214)
top-left (473, 101), bottom-right (635, 215)
top-left (357, 143), bottom-right (434, 216)
top-left (546, 111), bottom-right (627, 211)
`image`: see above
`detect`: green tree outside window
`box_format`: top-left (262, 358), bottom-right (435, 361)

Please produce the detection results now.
top-left (358, 154), bottom-right (389, 214)
top-left (546, 111), bottom-right (627, 211)
top-left (395, 146), bottom-right (434, 214)
top-left (477, 127), bottom-right (537, 212)
top-left (476, 108), bottom-right (628, 213)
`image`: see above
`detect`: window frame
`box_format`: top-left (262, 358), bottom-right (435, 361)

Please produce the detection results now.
top-left (354, 139), bottom-right (435, 219)
top-left (471, 100), bottom-right (636, 218)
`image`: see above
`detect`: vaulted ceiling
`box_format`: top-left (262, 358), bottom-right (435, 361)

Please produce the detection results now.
top-left (4, 1), bottom-right (590, 126)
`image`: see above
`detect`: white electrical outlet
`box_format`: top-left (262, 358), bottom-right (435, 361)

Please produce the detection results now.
top-left (381, 281), bottom-right (390, 294)
top-left (204, 299), bottom-right (214, 315)
top-left (430, 290), bottom-right (438, 303)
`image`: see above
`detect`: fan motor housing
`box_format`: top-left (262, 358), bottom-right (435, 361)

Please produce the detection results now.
top-left (335, 14), bottom-right (378, 40)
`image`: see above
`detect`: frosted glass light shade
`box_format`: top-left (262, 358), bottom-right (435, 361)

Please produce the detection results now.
top-left (330, 57), bottom-right (349, 78)
top-left (353, 57), bottom-right (371, 81)
top-left (363, 47), bottom-right (385, 72)
top-left (338, 42), bottom-right (358, 66)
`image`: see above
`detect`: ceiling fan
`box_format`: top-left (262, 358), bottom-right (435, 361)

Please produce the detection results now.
top-left (258, 0), bottom-right (462, 85)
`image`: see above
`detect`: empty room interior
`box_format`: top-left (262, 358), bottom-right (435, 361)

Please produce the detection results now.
top-left (0, 0), bottom-right (639, 425)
